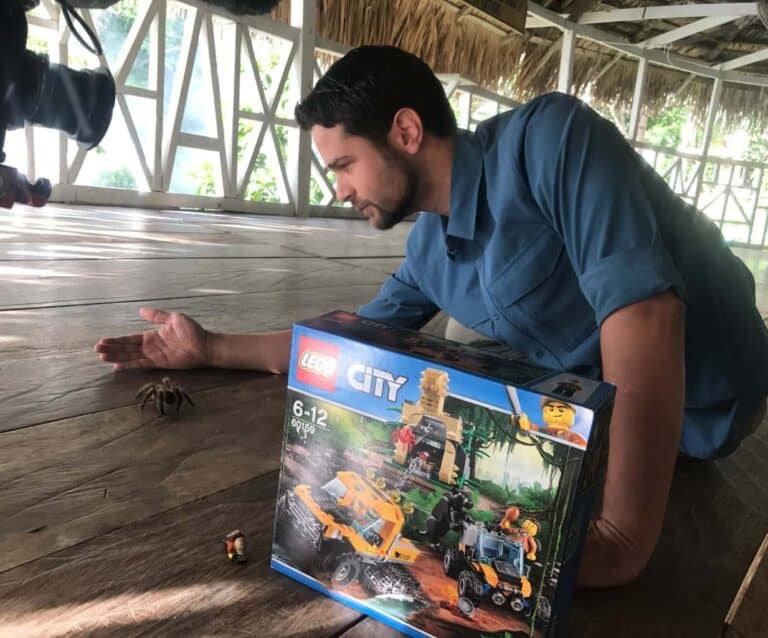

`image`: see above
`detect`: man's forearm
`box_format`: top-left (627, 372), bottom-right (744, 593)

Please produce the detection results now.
top-left (579, 290), bottom-right (686, 586)
top-left (206, 329), bottom-right (292, 373)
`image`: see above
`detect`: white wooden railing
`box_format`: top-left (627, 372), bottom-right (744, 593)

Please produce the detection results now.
top-left (6, 0), bottom-right (768, 246)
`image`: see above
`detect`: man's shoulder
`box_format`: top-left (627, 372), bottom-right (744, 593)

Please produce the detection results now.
top-left (476, 92), bottom-right (586, 146)
top-left (484, 92), bottom-right (583, 123)
top-left (517, 91), bottom-right (583, 116)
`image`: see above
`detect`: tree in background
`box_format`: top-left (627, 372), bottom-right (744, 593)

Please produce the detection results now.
top-left (746, 119), bottom-right (768, 164)
top-left (644, 105), bottom-right (689, 149)
top-left (95, 167), bottom-right (136, 190)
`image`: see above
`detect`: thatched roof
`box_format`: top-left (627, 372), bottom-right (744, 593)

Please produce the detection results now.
top-left (273, 0), bottom-right (768, 126)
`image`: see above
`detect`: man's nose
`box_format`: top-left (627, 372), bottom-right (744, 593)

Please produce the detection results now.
top-left (335, 177), bottom-right (353, 204)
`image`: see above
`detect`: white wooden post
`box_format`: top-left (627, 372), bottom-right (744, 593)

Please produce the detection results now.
top-left (694, 76), bottom-right (723, 208)
top-left (225, 23), bottom-right (241, 197)
top-left (57, 2), bottom-right (69, 186)
top-left (25, 125), bottom-right (35, 181)
top-left (150, 0), bottom-right (166, 192)
top-left (290, 0), bottom-right (315, 217)
top-left (203, 13), bottom-right (231, 198)
top-left (161, 8), bottom-right (201, 191)
top-left (628, 57), bottom-right (648, 141)
top-left (558, 29), bottom-right (576, 94)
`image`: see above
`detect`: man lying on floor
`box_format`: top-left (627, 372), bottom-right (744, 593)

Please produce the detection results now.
top-left (95, 45), bottom-right (768, 588)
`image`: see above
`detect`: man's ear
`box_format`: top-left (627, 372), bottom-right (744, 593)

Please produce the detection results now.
top-left (389, 108), bottom-right (424, 156)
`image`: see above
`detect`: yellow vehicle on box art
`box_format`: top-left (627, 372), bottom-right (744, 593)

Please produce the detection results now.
top-left (276, 470), bottom-right (421, 597)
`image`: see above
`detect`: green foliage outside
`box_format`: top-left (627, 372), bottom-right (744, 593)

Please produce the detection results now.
top-left (63, 2), bottom-right (172, 189)
top-left (191, 162), bottom-right (217, 196)
top-left (95, 166), bottom-right (136, 189)
top-left (95, 3), bottom-right (150, 88)
top-left (243, 125), bottom-right (289, 202)
top-left (644, 105), bottom-right (688, 149)
top-left (187, 48), bottom-right (294, 200)
top-left (746, 120), bottom-right (768, 164)
top-left (79, 2), bottom-right (295, 199)
top-left (309, 176), bottom-right (326, 205)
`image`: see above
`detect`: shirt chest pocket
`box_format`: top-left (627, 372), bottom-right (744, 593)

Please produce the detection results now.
top-left (484, 239), bottom-right (597, 353)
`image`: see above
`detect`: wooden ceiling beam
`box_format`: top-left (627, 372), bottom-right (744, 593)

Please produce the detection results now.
top-left (527, 2), bottom-right (768, 87)
top-left (640, 15), bottom-right (738, 48)
top-left (719, 48), bottom-right (768, 70)
top-left (579, 3), bottom-right (757, 25)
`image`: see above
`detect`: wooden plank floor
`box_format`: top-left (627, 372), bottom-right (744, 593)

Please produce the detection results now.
top-left (0, 204), bottom-right (766, 638)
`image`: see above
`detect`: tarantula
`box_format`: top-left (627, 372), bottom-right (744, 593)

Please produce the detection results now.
top-left (136, 377), bottom-right (195, 415)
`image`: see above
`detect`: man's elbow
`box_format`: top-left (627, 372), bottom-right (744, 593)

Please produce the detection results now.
top-left (577, 519), bottom-right (658, 588)
top-left (600, 549), bottom-right (651, 587)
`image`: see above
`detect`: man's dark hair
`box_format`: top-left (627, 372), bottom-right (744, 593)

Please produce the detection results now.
top-left (295, 45), bottom-right (456, 145)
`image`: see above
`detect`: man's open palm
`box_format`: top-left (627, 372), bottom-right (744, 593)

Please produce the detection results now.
top-left (94, 307), bottom-right (210, 370)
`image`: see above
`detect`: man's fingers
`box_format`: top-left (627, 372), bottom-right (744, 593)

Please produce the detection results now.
top-left (94, 334), bottom-right (144, 350)
top-left (113, 358), bottom-right (154, 371)
top-left (98, 350), bottom-right (146, 363)
top-left (139, 307), bottom-right (171, 325)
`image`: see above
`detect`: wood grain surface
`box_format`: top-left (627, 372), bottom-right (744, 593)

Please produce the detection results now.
top-left (0, 472), bottom-right (363, 638)
top-left (0, 205), bottom-right (766, 638)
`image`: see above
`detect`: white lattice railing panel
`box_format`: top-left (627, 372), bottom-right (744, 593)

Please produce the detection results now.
top-left (6, 1), bottom-right (768, 243)
top-left (636, 141), bottom-right (768, 246)
top-left (308, 48), bottom-right (345, 209)
top-left (10, 0), bottom-right (302, 213)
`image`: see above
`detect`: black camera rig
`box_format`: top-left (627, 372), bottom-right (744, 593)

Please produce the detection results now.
top-left (0, 0), bottom-right (115, 207)
top-left (0, 0), bottom-right (281, 208)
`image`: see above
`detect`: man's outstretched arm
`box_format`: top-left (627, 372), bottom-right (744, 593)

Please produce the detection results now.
top-left (95, 307), bottom-right (292, 374)
top-left (207, 329), bottom-right (292, 373)
top-left (578, 289), bottom-right (686, 587)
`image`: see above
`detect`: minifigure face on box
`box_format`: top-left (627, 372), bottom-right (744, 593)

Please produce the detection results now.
top-left (542, 400), bottom-right (576, 430)
top-left (521, 519), bottom-right (538, 537)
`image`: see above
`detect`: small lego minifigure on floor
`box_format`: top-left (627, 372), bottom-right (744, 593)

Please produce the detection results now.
top-left (225, 529), bottom-right (247, 564)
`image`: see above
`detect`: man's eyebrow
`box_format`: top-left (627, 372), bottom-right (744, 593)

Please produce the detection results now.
top-left (326, 156), bottom-right (352, 171)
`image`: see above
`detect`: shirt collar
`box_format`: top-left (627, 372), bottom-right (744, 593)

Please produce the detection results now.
top-left (446, 129), bottom-right (484, 241)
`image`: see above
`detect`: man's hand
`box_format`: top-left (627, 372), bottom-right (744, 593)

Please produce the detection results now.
top-left (578, 289), bottom-right (686, 587)
top-left (94, 307), bottom-right (211, 370)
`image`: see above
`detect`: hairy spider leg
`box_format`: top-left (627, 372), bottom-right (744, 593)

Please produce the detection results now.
top-left (171, 388), bottom-right (183, 414)
top-left (136, 383), bottom-right (154, 400)
top-left (140, 388), bottom-right (156, 411)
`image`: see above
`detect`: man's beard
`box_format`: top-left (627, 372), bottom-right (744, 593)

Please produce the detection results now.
top-left (369, 153), bottom-right (419, 230)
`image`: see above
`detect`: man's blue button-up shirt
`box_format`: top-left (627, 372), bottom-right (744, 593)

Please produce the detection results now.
top-left (359, 93), bottom-right (768, 459)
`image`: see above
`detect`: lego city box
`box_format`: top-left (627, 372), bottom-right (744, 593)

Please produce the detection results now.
top-left (271, 311), bottom-right (614, 638)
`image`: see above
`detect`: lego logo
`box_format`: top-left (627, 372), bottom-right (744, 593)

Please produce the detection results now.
top-left (295, 335), bottom-right (339, 392)
top-left (299, 351), bottom-right (337, 377)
